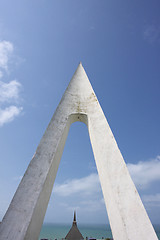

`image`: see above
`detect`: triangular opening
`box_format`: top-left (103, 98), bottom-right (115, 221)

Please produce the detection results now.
top-left (39, 121), bottom-right (112, 239)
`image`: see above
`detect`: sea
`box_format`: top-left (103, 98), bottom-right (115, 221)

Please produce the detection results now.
top-left (39, 223), bottom-right (160, 240)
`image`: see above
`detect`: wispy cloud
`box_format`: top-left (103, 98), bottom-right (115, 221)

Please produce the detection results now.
top-left (54, 156), bottom-right (160, 199)
top-left (0, 41), bottom-right (13, 74)
top-left (0, 71), bottom-right (3, 79)
top-left (127, 156), bottom-right (160, 189)
top-left (52, 157), bottom-right (160, 217)
top-left (143, 24), bottom-right (160, 43)
top-left (143, 193), bottom-right (160, 203)
top-left (0, 80), bottom-right (21, 103)
top-left (142, 193), bottom-right (160, 207)
top-left (0, 106), bottom-right (22, 126)
top-left (62, 199), bottom-right (105, 214)
top-left (0, 40), bottom-right (23, 126)
top-left (50, 157), bottom-right (160, 222)
top-left (53, 173), bottom-right (100, 197)
top-left (80, 198), bottom-right (105, 212)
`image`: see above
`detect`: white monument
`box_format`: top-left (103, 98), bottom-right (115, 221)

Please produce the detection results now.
top-left (0, 63), bottom-right (158, 240)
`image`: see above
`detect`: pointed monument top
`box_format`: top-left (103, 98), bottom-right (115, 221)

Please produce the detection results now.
top-left (74, 62), bottom-right (83, 74)
top-left (75, 61), bottom-right (84, 72)
top-left (66, 61), bottom-right (94, 102)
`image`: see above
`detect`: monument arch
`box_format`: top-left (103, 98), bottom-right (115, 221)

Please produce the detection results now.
top-left (0, 63), bottom-right (158, 240)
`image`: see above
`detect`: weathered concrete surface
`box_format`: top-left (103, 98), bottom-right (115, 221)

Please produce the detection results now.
top-left (0, 63), bottom-right (158, 240)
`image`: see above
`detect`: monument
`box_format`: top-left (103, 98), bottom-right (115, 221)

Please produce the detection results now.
top-left (0, 63), bottom-right (158, 240)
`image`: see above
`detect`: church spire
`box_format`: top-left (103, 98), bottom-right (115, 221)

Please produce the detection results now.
top-left (73, 211), bottom-right (77, 226)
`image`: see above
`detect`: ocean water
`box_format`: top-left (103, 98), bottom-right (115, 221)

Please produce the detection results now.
top-left (39, 223), bottom-right (160, 240)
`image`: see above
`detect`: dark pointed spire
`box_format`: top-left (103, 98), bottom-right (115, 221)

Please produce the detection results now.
top-left (65, 211), bottom-right (84, 240)
top-left (73, 210), bottom-right (77, 226)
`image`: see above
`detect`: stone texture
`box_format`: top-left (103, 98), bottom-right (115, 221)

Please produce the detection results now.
top-left (0, 63), bottom-right (158, 240)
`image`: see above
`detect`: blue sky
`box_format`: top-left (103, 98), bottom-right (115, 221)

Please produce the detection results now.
top-left (0, 0), bottom-right (160, 226)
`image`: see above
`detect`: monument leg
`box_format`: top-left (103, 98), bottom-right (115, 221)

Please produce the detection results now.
top-left (0, 111), bottom-right (72, 240)
top-left (88, 112), bottom-right (158, 240)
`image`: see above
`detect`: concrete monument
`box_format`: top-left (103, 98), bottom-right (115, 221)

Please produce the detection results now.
top-left (0, 63), bottom-right (158, 240)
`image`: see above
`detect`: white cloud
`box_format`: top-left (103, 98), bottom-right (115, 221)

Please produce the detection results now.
top-left (53, 198), bottom-right (105, 215)
top-left (142, 194), bottom-right (160, 207)
top-left (0, 41), bottom-right (13, 72)
top-left (62, 199), bottom-right (105, 214)
top-left (0, 79), bottom-right (22, 126)
top-left (80, 198), bottom-right (105, 212)
top-left (0, 106), bottom-right (23, 126)
top-left (65, 205), bottom-right (81, 213)
top-left (0, 70), bottom-right (3, 78)
top-left (143, 24), bottom-right (160, 43)
top-left (143, 193), bottom-right (160, 203)
top-left (0, 40), bottom-right (23, 126)
top-left (50, 157), bottom-right (160, 222)
top-left (54, 156), bottom-right (160, 198)
top-left (53, 173), bottom-right (100, 197)
top-left (127, 156), bottom-right (160, 189)
top-left (52, 157), bottom-right (160, 219)
top-left (0, 80), bottom-right (21, 103)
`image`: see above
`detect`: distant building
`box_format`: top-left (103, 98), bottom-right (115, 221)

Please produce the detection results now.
top-left (65, 212), bottom-right (84, 240)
